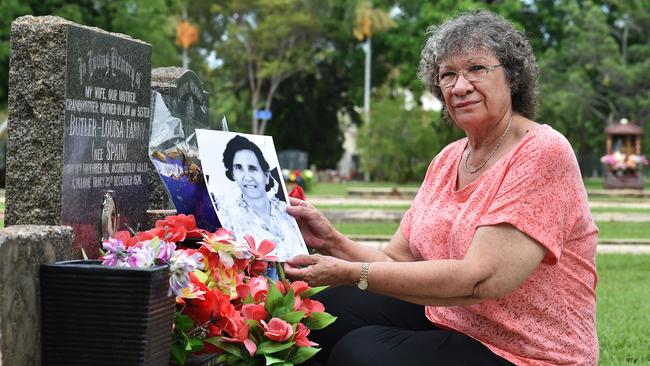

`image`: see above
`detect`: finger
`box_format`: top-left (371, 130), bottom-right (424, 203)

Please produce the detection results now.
top-left (289, 197), bottom-right (308, 207)
top-left (286, 254), bottom-right (317, 267)
top-left (286, 204), bottom-right (310, 218)
top-left (283, 263), bottom-right (308, 279)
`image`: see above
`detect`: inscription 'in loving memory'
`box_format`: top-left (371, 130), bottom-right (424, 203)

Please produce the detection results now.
top-left (78, 48), bottom-right (143, 89)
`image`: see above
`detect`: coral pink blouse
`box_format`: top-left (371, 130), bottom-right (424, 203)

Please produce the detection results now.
top-left (400, 125), bottom-right (598, 365)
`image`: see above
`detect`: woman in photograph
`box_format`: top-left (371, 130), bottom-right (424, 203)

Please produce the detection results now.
top-left (218, 134), bottom-right (305, 261)
top-left (285, 10), bottom-right (598, 366)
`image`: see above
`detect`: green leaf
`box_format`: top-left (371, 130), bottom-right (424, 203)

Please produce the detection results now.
top-left (193, 269), bottom-right (208, 283)
top-left (303, 312), bottom-right (337, 330)
top-left (227, 354), bottom-right (246, 366)
top-left (271, 288), bottom-right (296, 318)
top-left (149, 236), bottom-right (161, 253)
top-left (279, 311), bottom-right (305, 324)
top-left (174, 313), bottom-right (194, 332)
top-left (265, 280), bottom-right (284, 315)
top-left (188, 337), bottom-right (204, 352)
top-left (204, 337), bottom-right (245, 360)
top-left (243, 292), bottom-right (255, 305)
top-left (170, 343), bottom-right (187, 365)
top-left (81, 248), bottom-right (89, 260)
top-left (217, 353), bottom-right (229, 363)
top-left (256, 341), bottom-right (295, 355)
top-left (299, 286), bottom-right (328, 299)
top-left (264, 354), bottom-right (285, 365)
top-left (288, 346), bottom-right (320, 364)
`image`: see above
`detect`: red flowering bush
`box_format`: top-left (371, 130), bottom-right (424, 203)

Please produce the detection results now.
top-left (101, 214), bottom-right (335, 366)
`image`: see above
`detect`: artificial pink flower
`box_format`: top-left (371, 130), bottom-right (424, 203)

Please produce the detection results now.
top-left (293, 323), bottom-right (318, 347)
top-left (244, 235), bottom-right (278, 262)
top-left (262, 318), bottom-right (293, 342)
top-left (241, 304), bottom-right (268, 322)
top-left (297, 298), bottom-right (325, 317)
top-left (276, 280), bottom-right (309, 296)
top-left (221, 314), bottom-right (257, 357)
top-left (236, 275), bottom-right (269, 302)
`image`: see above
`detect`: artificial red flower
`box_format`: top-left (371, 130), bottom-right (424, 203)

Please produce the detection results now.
top-left (241, 304), bottom-right (268, 322)
top-left (293, 323), bottom-right (318, 347)
top-left (289, 185), bottom-right (305, 200)
top-left (248, 260), bottom-right (268, 277)
top-left (185, 284), bottom-right (235, 324)
top-left (131, 227), bottom-right (166, 247)
top-left (262, 318), bottom-right (293, 342)
top-left (155, 214), bottom-right (204, 239)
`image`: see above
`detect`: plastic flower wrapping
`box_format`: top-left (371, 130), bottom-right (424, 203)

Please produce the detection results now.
top-left (100, 213), bottom-right (335, 366)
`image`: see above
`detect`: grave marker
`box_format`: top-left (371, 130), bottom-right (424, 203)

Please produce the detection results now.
top-left (6, 16), bottom-right (151, 257)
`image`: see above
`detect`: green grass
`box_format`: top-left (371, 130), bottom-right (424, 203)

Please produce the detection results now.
top-left (584, 176), bottom-right (650, 191)
top-left (597, 221), bottom-right (650, 240)
top-left (590, 207), bottom-right (650, 214)
top-left (335, 220), bottom-right (650, 240)
top-left (596, 254), bottom-right (650, 365)
top-left (335, 222), bottom-right (400, 236)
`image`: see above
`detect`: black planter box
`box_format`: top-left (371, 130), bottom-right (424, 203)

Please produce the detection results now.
top-left (40, 260), bottom-right (175, 366)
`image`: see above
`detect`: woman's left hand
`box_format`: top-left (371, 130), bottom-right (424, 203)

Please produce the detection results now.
top-left (284, 254), bottom-right (353, 287)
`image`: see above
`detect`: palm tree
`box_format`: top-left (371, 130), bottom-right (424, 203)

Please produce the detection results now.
top-left (352, 1), bottom-right (396, 124)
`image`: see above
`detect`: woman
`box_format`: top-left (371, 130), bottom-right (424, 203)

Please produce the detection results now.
top-left (285, 10), bottom-right (598, 366)
top-left (218, 134), bottom-right (306, 261)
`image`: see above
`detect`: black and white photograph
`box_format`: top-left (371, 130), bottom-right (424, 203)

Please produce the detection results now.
top-left (196, 129), bottom-right (308, 261)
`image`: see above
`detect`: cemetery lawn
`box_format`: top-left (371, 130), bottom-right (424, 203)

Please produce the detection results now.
top-left (334, 221), bottom-right (650, 239)
top-left (596, 254), bottom-right (650, 365)
top-left (583, 176), bottom-right (650, 191)
top-left (590, 206), bottom-right (650, 214)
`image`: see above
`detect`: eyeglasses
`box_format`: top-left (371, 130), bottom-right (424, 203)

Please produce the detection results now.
top-left (435, 64), bottom-right (503, 89)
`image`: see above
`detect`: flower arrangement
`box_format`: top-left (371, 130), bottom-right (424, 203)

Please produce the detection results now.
top-left (601, 152), bottom-right (648, 175)
top-left (282, 169), bottom-right (314, 192)
top-left (100, 214), bottom-right (335, 366)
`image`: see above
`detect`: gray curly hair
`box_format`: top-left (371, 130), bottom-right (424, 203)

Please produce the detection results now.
top-left (418, 10), bottom-right (539, 123)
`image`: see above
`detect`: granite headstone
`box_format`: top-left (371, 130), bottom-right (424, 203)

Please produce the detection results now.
top-left (148, 68), bottom-right (218, 231)
top-left (6, 16), bottom-right (151, 257)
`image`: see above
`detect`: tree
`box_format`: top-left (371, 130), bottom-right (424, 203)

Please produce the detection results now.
top-left (0, 0), bottom-right (181, 109)
top-left (358, 85), bottom-right (464, 182)
top-left (534, 0), bottom-right (650, 174)
top-left (351, 0), bottom-right (395, 123)
top-left (207, 0), bottom-right (322, 135)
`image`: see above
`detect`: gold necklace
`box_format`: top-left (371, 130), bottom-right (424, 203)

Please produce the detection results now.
top-left (464, 114), bottom-right (513, 174)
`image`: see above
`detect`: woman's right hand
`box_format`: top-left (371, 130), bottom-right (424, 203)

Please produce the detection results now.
top-left (286, 197), bottom-right (339, 254)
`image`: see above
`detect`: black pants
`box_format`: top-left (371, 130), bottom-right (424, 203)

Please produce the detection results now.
top-left (309, 286), bottom-right (515, 366)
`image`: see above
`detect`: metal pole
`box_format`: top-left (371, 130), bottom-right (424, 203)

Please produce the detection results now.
top-left (363, 36), bottom-right (371, 124)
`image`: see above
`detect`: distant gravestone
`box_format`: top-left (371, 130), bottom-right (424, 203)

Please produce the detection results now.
top-left (278, 149), bottom-right (309, 171)
top-left (6, 16), bottom-right (151, 257)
